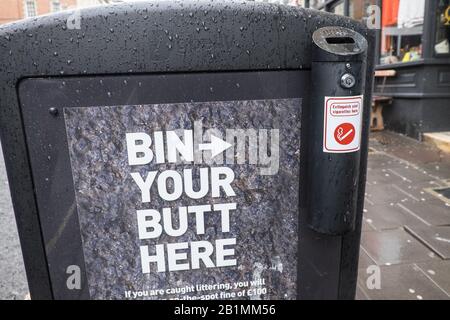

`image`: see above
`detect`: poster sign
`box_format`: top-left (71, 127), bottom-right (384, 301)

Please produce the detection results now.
top-left (64, 99), bottom-right (301, 300)
top-left (323, 95), bottom-right (363, 153)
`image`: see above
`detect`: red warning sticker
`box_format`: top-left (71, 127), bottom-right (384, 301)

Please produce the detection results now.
top-left (324, 96), bottom-right (363, 153)
top-left (334, 123), bottom-right (356, 146)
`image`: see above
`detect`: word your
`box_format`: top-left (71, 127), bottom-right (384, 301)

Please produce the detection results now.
top-left (130, 167), bottom-right (235, 203)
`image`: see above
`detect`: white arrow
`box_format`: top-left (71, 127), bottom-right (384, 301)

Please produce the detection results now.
top-left (199, 135), bottom-right (232, 158)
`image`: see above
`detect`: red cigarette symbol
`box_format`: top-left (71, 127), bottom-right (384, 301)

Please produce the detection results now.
top-left (334, 123), bottom-right (355, 145)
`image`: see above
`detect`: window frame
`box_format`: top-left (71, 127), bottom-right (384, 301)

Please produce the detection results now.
top-left (432, 0), bottom-right (450, 58)
top-left (24, 0), bottom-right (38, 18)
top-left (51, 0), bottom-right (62, 13)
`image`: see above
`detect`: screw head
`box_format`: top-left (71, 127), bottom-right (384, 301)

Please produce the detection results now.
top-left (48, 107), bottom-right (59, 116)
top-left (341, 73), bottom-right (356, 89)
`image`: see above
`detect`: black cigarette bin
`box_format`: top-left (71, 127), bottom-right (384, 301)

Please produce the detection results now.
top-left (0, 1), bottom-right (374, 300)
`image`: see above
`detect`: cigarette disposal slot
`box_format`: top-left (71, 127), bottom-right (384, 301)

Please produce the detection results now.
top-left (325, 37), bottom-right (355, 44)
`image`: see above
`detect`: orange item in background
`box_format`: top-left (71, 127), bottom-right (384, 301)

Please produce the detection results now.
top-left (382, 0), bottom-right (400, 26)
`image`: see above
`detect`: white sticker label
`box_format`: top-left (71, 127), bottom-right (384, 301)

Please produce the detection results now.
top-left (323, 95), bottom-right (363, 153)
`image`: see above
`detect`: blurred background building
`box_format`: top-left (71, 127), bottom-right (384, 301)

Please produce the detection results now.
top-left (307, 0), bottom-right (450, 142)
top-left (250, 1), bottom-right (450, 143)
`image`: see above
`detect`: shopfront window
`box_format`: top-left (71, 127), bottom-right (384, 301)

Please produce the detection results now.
top-left (435, 0), bottom-right (450, 56)
top-left (380, 0), bottom-right (425, 64)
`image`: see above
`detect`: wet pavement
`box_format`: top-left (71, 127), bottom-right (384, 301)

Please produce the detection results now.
top-left (357, 131), bottom-right (450, 300)
top-left (0, 143), bottom-right (28, 299)
top-left (0, 131), bottom-right (449, 300)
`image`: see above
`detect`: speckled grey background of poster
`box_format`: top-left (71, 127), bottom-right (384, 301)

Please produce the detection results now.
top-left (64, 99), bottom-right (301, 300)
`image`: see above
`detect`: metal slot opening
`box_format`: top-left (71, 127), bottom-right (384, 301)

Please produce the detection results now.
top-left (325, 37), bottom-right (355, 44)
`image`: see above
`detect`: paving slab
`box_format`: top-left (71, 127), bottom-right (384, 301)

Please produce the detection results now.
top-left (0, 143), bottom-right (29, 300)
top-left (371, 131), bottom-right (445, 164)
top-left (406, 226), bottom-right (450, 259)
top-left (367, 153), bottom-right (399, 166)
top-left (365, 184), bottom-right (412, 205)
top-left (367, 157), bottom-right (408, 173)
top-left (422, 163), bottom-right (450, 181)
top-left (399, 199), bottom-right (450, 227)
top-left (355, 284), bottom-right (371, 300)
top-left (361, 229), bottom-right (437, 266)
top-left (386, 166), bottom-right (433, 184)
top-left (358, 247), bottom-right (376, 270)
top-left (362, 218), bottom-right (377, 232)
top-left (357, 264), bottom-right (449, 300)
top-left (363, 203), bottom-right (428, 231)
top-left (393, 180), bottom-right (442, 202)
top-left (366, 168), bottom-right (406, 186)
top-left (415, 260), bottom-right (450, 296)
top-left (357, 131), bottom-right (450, 300)
top-left (368, 162), bottom-right (437, 184)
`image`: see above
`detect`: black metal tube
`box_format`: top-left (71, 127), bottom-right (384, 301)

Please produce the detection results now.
top-left (306, 27), bottom-right (368, 235)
